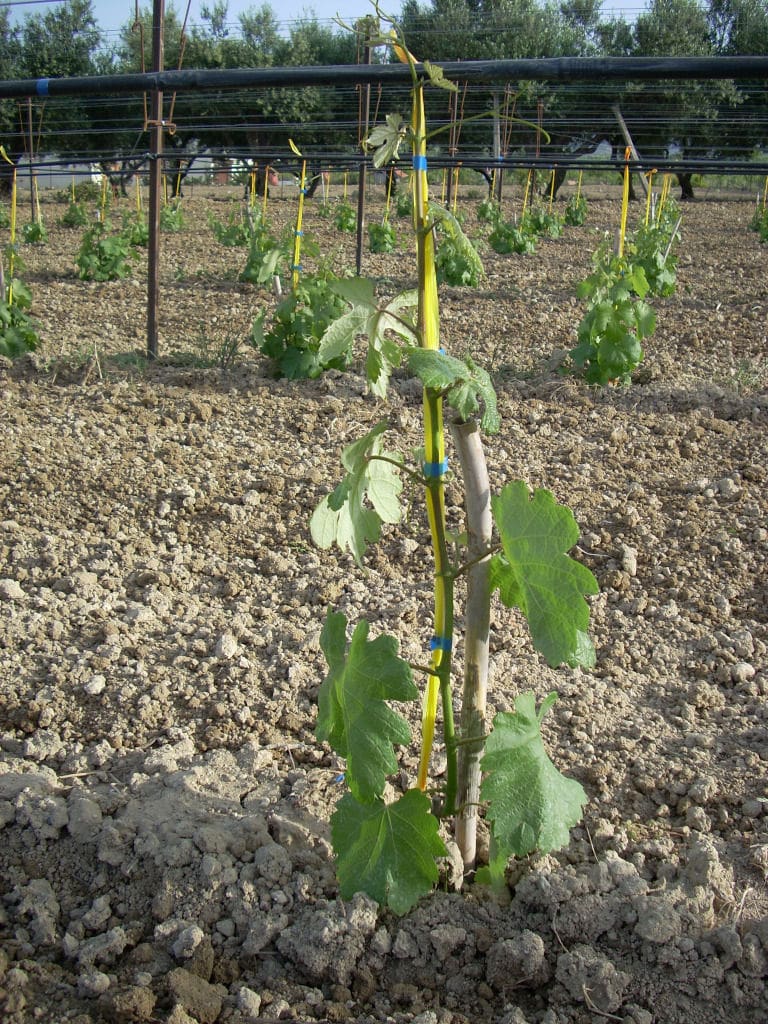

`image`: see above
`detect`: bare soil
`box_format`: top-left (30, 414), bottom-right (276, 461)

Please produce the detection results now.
top-left (1, 181), bottom-right (767, 1024)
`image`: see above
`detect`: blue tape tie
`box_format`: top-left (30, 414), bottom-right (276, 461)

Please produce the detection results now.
top-left (412, 155), bottom-right (427, 171)
top-left (294, 230), bottom-right (303, 236)
top-left (292, 263), bottom-right (302, 271)
top-left (430, 636), bottom-right (452, 653)
top-left (423, 459), bottom-right (448, 478)
top-left (37, 78), bottom-right (50, 97)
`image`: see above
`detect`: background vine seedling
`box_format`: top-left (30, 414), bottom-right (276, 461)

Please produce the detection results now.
top-left (310, 11), bottom-right (597, 913)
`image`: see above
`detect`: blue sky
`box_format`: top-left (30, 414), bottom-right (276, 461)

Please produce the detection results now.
top-left (10, 0), bottom-right (647, 41)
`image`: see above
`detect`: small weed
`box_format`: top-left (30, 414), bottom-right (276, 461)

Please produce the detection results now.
top-left (726, 358), bottom-right (768, 394)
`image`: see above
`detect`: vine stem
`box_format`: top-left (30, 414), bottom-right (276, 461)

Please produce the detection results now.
top-left (452, 417), bottom-right (492, 869)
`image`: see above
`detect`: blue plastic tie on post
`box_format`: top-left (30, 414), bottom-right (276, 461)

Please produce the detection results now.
top-left (423, 459), bottom-right (449, 478)
top-left (292, 263), bottom-right (303, 272)
top-left (36, 79), bottom-right (49, 97)
top-left (294, 230), bottom-right (303, 236)
top-left (430, 636), bottom-right (452, 653)
top-left (413, 155), bottom-right (427, 171)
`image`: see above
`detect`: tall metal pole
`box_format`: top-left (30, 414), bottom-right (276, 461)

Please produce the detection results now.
top-left (492, 91), bottom-right (503, 203)
top-left (147, 0), bottom-right (165, 359)
top-left (27, 98), bottom-right (35, 220)
top-left (355, 23), bottom-right (372, 278)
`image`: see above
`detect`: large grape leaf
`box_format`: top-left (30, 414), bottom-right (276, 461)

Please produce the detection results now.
top-left (317, 611), bottom-right (417, 804)
top-left (331, 789), bottom-right (446, 914)
top-left (595, 321), bottom-right (643, 382)
top-left (407, 348), bottom-right (500, 433)
top-left (320, 283), bottom-right (416, 399)
top-left (365, 113), bottom-right (409, 168)
top-left (478, 692), bottom-right (587, 887)
top-left (490, 481), bottom-right (598, 668)
top-left (310, 422), bottom-right (403, 566)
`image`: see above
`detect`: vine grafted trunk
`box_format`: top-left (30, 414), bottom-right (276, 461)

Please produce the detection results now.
top-left (452, 417), bottom-right (492, 870)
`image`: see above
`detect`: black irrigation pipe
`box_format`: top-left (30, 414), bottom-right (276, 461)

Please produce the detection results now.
top-left (17, 152), bottom-right (768, 178)
top-left (2, 56), bottom-right (768, 101)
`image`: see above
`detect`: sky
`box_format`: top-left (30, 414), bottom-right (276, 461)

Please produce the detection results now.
top-left (8, 0), bottom-right (647, 42)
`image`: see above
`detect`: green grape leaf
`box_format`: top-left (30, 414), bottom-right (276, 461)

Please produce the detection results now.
top-left (627, 262), bottom-right (650, 298)
top-left (311, 422), bottom-right (403, 565)
top-left (329, 277), bottom-right (377, 307)
top-left (479, 692), bottom-right (588, 887)
top-left (317, 612), bottom-right (417, 804)
top-left (422, 60), bottom-right (458, 93)
top-left (331, 788), bottom-right (446, 914)
top-left (366, 113), bottom-right (409, 168)
top-left (598, 322), bottom-right (643, 382)
top-left (634, 300), bottom-right (656, 339)
top-left (321, 283), bottom-right (416, 398)
top-left (490, 481), bottom-right (598, 668)
top-left (318, 307), bottom-right (370, 365)
top-left (407, 349), bottom-right (500, 434)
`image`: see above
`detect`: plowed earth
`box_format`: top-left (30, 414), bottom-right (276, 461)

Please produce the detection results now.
top-left (1, 181), bottom-right (767, 1024)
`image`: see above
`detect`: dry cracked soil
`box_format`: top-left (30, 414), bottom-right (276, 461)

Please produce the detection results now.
top-left (0, 179), bottom-right (767, 1024)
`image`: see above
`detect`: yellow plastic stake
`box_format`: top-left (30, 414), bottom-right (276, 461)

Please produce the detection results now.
top-left (548, 166), bottom-right (556, 213)
top-left (135, 175), bottom-right (142, 214)
top-left (388, 34), bottom-right (453, 796)
top-left (576, 170), bottom-right (583, 201)
top-left (762, 174), bottom-right (768, 212)
top-left (618, 147), bottom-right (631, 258)
top-left (452, 165), bottom-right (460, 214)
top-left (659, 174), bottom-right (672, 218)
top-left (71, 176), bottom-right (76, 204)
top-left (411, 82), bottom-right (448, 793)
top-left (289, 139), bottom-right (306, 292)
top-left (343, 171), bottom-right (348, 201)
top-left (250, 169), bottom-right (256, 209)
